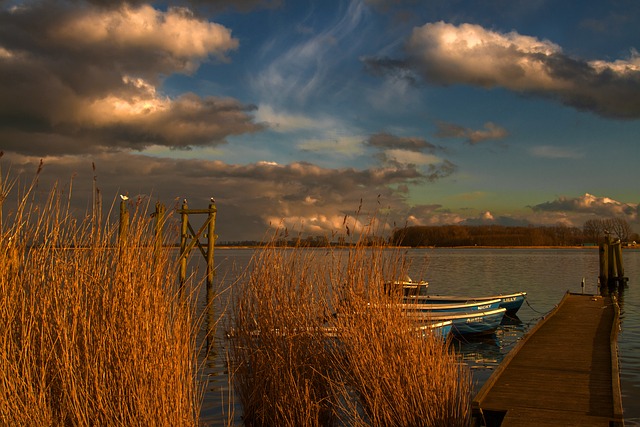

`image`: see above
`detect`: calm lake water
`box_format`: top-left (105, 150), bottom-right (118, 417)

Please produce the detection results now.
top-left (199, 247), bottom-right (640, 426)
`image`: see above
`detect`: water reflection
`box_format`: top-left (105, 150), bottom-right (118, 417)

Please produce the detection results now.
top-left (450, 314), bottom-right (528, 392)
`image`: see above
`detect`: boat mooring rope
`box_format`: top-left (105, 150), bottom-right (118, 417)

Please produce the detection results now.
top-left (524, 298), bottom-right (550, 315)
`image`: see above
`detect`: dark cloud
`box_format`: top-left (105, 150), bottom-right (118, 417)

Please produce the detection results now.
top-left (425, 159), bottom-right (456, 181)
top-left (366, 132), bottom-right (441, 152)
top-left (362, 57), bottom-right (419, 86)
top-left (366, 132), bottom-right (456, 178)
top-left (2, 152), bottom-right (433, 241)
top-left (435, 121), bottom-right (508, 144)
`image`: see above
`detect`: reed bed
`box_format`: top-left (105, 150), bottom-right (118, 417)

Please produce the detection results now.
top-left (228, 235), bottom-right (472, 426)
top-left (0, 175), bottom-right (202, 426)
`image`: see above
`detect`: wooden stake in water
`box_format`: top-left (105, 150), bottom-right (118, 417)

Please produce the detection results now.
top-left (599, 233), bottom-right (627, 288)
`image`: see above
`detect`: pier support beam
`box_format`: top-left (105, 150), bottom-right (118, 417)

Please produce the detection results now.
top-left (177, 199), bottom-right (217, 288)
top-left (599, 233), bottom-right (628, 288)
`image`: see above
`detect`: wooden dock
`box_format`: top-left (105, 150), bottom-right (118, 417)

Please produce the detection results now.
top-left (472, 292), bottom-right (623, 426)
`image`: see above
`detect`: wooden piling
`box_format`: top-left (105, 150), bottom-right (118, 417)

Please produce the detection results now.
top-left (599, 233), bottom-right (628, 287)
top-left (599, 242), bottom-right (608, 285)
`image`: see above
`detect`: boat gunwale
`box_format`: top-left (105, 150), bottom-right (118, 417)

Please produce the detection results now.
top-left (408, 306), bottom-right (507, 321)
top-left (400, 298), bottom-right (502, 311)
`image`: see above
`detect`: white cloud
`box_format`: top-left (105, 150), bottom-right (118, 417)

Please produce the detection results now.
top-left (51, 4), bottom-right (238, 69)
top-left (383, 149), bottom-right (441, 165)
top-left (407, 21), bottom-right (566, 91)
top-left (401, 21), bottom-right (640, 118)
top-left (531, 193), bottom-right (638, 223)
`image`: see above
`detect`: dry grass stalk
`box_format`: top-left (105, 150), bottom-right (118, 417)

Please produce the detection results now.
top-left (0, 174), bottom-right (202, 426)
top-left (228, 232), bottom-right (472, 427)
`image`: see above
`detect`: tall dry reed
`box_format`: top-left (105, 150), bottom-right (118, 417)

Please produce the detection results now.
top-left (228, 233), bottom-right (472, 426)
top-left (0, 173), bottom-right (202, 426)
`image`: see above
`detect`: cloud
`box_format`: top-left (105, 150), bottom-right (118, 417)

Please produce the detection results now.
top-left (531, 193), bottom-right (638, 221)
top-left (404, 204), bottom-right (465, 226)
top-left (368, 21), bottom-right (640, 119)
top-left (529, 145), bottom-right (584, 159)
top-left (2, 151), bottom-right (436, 241)
top-left (460, 211), bottom-right (531, 227)
top-left (366, 132), bottom-right (441, 152)
top-left (50, 4), bottom-right (238, 66)
top-left (298, 136), bottom-right (365, 157)
top-left (365, 132), bottom-right (456, 178)
top-left (435, 121), bottom-right (508, 144)
top-left (0, 2), bottom-right (261, 155)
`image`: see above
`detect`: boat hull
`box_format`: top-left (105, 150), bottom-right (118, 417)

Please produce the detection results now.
top-left (401, 298), bottom-right (501, 313)
top-left (417, 320), bottom-right (453, 340)
top-left (407, 307), bottom-right (507, 336)
top-left (408, 292), bottom-right (526, 316)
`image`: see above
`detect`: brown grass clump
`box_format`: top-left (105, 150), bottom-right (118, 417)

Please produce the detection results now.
top-left (0, 174), bottom-right (201, 425)
top-left (228, 234), bottom-right (472, 426)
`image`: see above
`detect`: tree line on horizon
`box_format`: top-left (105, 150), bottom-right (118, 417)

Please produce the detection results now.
top-left (391, 218), bottom-right (637, 247)
top-left (220, 218), bottom-right (638, 248)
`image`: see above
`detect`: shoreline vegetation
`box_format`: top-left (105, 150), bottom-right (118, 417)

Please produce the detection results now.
top-left (2, 169), bottom-right (471, 426)
top-left (0, 173), bottom-right (203, 425)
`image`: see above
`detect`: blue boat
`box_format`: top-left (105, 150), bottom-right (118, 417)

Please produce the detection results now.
top-left (406, 292), bottom-right (527, 316)
top-left (405, 307), bottom-right (507, 336)
top-left (400, 298), bottom-right (502, 313)
top-left (416, 320), bottom-right (453, 340)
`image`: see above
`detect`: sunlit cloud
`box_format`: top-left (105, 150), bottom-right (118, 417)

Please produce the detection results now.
top-left (51, 4), bottom-right (238, 69)
top-left (366, 21), bottom-right (640, 118)
top-left (0, 2), bottom-right (259, 154)
top-left (531, 193), bottom-right (638, 220)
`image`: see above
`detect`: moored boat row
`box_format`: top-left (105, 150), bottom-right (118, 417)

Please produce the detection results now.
top-left (395, 279), bottom-right (527, 338)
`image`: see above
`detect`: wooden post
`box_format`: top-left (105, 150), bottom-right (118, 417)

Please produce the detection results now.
top-left (206, 200), bottom-right (217, 289)
top-left (599, 239), bottom-right (608, 286)
top-left (613, 241), bottom-right (624, 282)
top-left (608, 235), bottom-right (617, 283)
top-left (179, 200), bottom-right (189, 287)
top-left (600, 233), bottom-right (628, 288)
top-left (119, 198), bottom-right (129, 249)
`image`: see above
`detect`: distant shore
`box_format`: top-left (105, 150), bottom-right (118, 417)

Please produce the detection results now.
top-left (214, 245), bottom-right (639, 250)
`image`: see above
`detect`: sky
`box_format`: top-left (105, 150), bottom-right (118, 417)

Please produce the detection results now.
top-left (1, 0), bottom-right (639, 242)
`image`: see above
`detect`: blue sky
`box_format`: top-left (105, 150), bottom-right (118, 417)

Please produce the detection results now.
top-left (1, 0), bottom-right (639, 241)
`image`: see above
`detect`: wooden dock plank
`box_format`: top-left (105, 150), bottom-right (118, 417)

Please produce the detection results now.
top-left (472, 292), bottom-right (623, 427)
